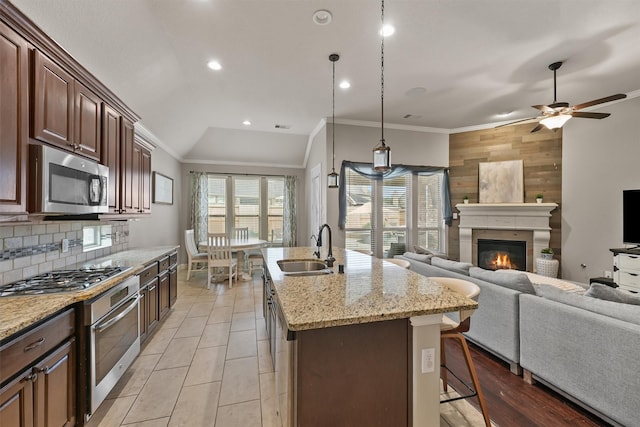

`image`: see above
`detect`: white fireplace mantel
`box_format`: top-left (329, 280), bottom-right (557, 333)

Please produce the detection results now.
top-left (456, 203), bottom-right (558, 268)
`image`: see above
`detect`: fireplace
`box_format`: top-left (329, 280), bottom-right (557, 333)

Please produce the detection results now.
top-left (477, 239), bottom-right (526, 271)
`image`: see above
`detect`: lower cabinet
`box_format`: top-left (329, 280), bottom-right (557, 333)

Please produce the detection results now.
top-left (0, 310), bottom-right (75, 427)
top-left (138, 251), bottom-right (178, 345)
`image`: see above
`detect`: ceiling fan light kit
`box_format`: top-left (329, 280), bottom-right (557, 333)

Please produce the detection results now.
top-left (373, 0), bottom-right (391, 172)
top-left (328, 53), bottom-right (340, 189)
top-left (497, 61), bottom-right (627, 133)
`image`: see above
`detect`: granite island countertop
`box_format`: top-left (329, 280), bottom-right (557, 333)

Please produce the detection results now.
top-left (263, 247), bottom-right (478, 332)
top-left (0, 246), bottom-right (179, 341)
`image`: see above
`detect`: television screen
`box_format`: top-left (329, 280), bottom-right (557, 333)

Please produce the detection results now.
top-left (623, 190), bottom-right (640, 245)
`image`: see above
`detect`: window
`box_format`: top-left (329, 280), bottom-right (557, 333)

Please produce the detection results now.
top-left (417, 174), bottom-right (443, 251)
top-left (344, 168), bottom-right (373, 253)
top-left (343, 168), bottom-right (445, 257)
top-left (208, 177), bottom-right (226, 233)
top-left (207, 175), bottom-right (286, 246)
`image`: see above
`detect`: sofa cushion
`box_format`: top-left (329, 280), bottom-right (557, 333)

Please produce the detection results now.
top-left (413, 245), bottom-right (448, 259)
top-left (535, 284), bottom-right (640, 325)
top-left (431, 257), bottom-right (473, 276)
top-left (401, 252), bottom-right (432, 264)
top-left (469, 267), bottom-right (535, 294)
top-left (521, 272), bottom-right (586, 294)
top-left (585, 283), bottom-right (640, 305)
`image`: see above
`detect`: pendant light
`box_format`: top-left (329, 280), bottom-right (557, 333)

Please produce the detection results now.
top-left (373, 0), bottom-right (391, 171)
top-left (328, 53), bottom-right (340, 188)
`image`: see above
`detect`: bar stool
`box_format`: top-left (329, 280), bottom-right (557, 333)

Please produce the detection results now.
top-left (430, 277), bottom-right (491, 427)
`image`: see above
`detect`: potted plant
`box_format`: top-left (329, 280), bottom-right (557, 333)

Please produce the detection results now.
top-left (536, 193), bottom-right (544, 204)
top-left (463, 195), bottom-right (469, 204)
top-left (540, 247), bottom-right (554, 259)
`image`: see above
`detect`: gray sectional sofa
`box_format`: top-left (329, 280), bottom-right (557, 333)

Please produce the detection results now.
top-left (397, 252), bottom-right (640, 427)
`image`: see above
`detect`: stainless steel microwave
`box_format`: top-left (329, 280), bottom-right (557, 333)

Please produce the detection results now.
top-left (29, 145), bottom-right (109, 214)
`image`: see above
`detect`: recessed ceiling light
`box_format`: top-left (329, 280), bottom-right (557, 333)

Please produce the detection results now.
top-left (380, 24), bottom-right (395, 37)
top-left (207, 60), bottom-right (222, 71)
top-left (339, 81), bottom-right (351, 89)
top-left (405, 87), bottom-right (427, 97)
top-left (242, 120), bottom-right (252, 126)
top-left (312, 9), bottom-right (332, 25)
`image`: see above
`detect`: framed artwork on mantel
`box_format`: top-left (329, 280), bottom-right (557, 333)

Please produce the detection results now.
top-left (153, 171), bottom-right (173, 205)
top-left (478, 160), bottom-right (524, 203)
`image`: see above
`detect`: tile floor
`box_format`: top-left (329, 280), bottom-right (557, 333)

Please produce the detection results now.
top-left (86, 269), bottom-right (491, 427)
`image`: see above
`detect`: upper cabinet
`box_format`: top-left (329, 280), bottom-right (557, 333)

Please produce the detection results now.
top-left (0, 21), bottom-right (28, 214)
top-left (102, 103), bottom-right (121, 214)
top-left (32, 50), bottom-right (101, 161)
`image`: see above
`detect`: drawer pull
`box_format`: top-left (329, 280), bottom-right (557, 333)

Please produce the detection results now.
top-left (24, 337), bottom-right (45, 352)
top-left (628, 273), bottom-right (638, 277)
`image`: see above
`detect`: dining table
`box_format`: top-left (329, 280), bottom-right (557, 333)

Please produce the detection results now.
top-left (199, 237), bottom-right (267, 281)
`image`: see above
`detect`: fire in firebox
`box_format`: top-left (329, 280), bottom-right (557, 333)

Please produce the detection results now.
top-left (491, 253), bottom-right (517, 270)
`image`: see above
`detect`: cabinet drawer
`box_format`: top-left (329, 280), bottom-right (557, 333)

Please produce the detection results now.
top-left (169, 252), bottom-right (178, 268)
top-left (0, 308), bottom-right (74, 385)
top-left (159, 256), bottom-right (170, 273)
top-left (616, 253), bottom-right (640, 271)
top-left (139, 262), bottom-right (159, 285)
top-left (616, 270), bottom-right (640, 288)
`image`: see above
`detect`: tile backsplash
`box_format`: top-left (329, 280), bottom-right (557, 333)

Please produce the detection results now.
top-left (0, 221), bottom-right (129, 286)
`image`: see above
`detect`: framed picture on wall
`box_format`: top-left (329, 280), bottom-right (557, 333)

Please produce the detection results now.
top-left (153, 171), bottom-right (173, 205)
top-left (478, 160), bottom-right (524, 203)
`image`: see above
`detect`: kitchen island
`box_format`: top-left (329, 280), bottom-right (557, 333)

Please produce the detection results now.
top-left (263, 247), bottom-right (478, 427)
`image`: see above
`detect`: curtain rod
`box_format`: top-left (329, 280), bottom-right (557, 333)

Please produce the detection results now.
top-left (189, 171), bottom-right (290, 178)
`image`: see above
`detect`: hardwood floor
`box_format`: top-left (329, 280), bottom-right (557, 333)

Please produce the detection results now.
top-left (443, 339), bottom-right (613, 427)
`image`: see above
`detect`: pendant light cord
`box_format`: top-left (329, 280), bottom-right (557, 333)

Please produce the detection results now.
top-left (332, 57), bottom-right (336, 172)
top-left (380, 0), bottom-right (385, 146)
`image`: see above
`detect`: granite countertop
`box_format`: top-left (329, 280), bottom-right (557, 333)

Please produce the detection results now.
top-left (264, 247), bottom-right (478, 332)
top-left (0, 246), bottom-right (179, 342)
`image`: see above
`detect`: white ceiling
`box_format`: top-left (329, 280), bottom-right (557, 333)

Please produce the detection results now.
top-left (11, 0), bottom-right (640, 167)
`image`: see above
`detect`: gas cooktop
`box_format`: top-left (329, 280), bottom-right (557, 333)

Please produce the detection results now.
top-left (0, 266), bottom-right (129, 297)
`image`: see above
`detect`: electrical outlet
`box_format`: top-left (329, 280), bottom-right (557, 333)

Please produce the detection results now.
top-left (61, 238), bottom-right (69, 253)
top-left (604, 270), bottom-right (613, 278)
top-left (452, 212), bottom-right (458, 220)
top-left (421, 348), bottom-right (435, 373)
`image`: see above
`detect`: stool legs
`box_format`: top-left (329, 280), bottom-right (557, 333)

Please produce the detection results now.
top-left (441, 332), bottom-right (491, 427)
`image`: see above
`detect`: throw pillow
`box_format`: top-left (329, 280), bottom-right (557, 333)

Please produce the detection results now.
top-left (469, 267), bottom-right (535, 294)
top-left (431, 257), bottom-right (473, 276)
top-left (401, 252), bottom-right (432, 264)
top-left (585, 283), bottom-right (640, 305)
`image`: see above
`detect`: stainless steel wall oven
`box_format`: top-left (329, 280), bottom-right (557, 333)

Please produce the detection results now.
top-left (84, 275), bottom-right (140, 420)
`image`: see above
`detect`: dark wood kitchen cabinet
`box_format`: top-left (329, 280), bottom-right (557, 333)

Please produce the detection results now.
top-left (119, 118), bottom-right (151, 215)
top-left (32, 50), bottom-right (102, 162)
top-left (0, 309), bottom-right (76, 427)
top-left (102, 103), bottom-right (121, 213)
top-left (0, 21), bottom-right (28, 214)
top-left (138, 262), bottom-right (160, 345)
top-left (158, 272), bottom-right (170, 320)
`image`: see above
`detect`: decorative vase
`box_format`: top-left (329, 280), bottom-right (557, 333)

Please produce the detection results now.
top-left (536, 198), bottom-right (543, 204)
top-left (464, 199), bottom-right (469, 204)
top-left (541, 253), bottom-right (553, 260)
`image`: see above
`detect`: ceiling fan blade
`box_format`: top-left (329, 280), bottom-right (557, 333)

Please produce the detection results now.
top-left (571, 111), bottom-right (611, 119)
top-left (530, 123), bottom-right (544, 133)
top-left (495, 116), bottom-right (539, 128)
top-left (573, 94), bottom-right (627, 111)
top-left (532, 105), bottom-right (554, 113)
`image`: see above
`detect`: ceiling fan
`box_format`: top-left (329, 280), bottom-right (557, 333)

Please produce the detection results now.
top-left (497, 61), bottom-right (627, 133)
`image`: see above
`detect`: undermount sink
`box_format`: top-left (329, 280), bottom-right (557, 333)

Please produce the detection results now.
top-left (277, 259), bottom-right (333, 276)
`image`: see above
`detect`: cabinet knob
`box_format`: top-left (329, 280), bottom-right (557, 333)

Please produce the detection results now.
top-left (23, 373), bottom-right (37, 383)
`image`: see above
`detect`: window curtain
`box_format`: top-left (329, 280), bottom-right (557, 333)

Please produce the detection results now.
top-left (338, 161), bottom-right (452, 229)
top-left (190, 172), bottom-right (209, 245)
top-left (283, 176), bottom-right (297, 247)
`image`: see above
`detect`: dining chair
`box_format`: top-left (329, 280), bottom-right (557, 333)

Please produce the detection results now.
top-left (185, 229), bottom-right (207, 280)
top-left (232, 227), bottom-right (249, 240)
top-left (207, 233), bottom-right (238, 289)
top-left (431, 277), bottom-right (491, 427)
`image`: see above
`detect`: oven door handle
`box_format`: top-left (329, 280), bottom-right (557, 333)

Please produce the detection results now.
top-left (95, 295), bottom-right (139, 333)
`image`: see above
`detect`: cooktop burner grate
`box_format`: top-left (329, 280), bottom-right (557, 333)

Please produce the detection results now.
top-left (0, 266), bottom-right (127, 296)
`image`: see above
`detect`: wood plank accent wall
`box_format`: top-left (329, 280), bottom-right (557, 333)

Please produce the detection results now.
top-left (448, 124), bottom-right (562, 269)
